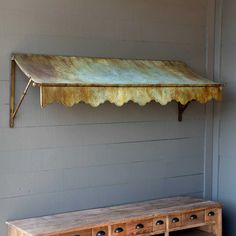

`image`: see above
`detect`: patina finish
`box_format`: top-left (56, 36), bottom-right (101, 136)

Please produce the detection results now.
top-left (40, 86), bottom-right (222, 108)
top-left (12, 53), bottom-right (223, 108)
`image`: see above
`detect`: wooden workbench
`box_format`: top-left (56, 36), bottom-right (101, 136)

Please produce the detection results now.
top-left (6, 196), bottom-right (223, 236)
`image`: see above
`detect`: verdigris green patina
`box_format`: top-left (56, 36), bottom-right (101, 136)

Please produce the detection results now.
top-left (12, 54), bottom-right (223, 107)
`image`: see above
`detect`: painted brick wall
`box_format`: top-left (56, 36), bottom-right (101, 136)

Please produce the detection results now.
top-left (0, 0), bottom-right (208, 235)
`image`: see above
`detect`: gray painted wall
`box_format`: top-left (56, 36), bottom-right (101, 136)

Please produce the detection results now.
top-left (216, 0), bottom-right (236, 235)
top-left (0, 0), bottom-right (210, 235)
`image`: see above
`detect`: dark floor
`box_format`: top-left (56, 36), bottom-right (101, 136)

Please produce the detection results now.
top-left (156, 229), bottom-right (213, 236)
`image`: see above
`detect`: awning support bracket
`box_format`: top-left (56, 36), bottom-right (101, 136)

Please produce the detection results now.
top-left (178, 102), bottom-right (191, 122)
top-left (10, 59), bottom-right (33, 128)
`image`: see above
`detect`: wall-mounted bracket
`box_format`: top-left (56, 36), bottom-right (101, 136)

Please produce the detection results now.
top-left (9, 59), bottom-right (33, 128)
top-left (178, 102), bottom-right (191, 122)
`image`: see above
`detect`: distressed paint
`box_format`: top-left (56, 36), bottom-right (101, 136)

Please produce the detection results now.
top-left (13, 54), bottom-right (223, 107)
top-left (40, 86), bottom-right (222, 107)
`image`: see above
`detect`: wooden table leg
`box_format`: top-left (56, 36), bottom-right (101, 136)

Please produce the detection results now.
top-left (215, 209), bottom-right (222, 236)
top-left (165, 217), bottom-right (169, 236)
top-left (198, 208), bottom-right (222, 236)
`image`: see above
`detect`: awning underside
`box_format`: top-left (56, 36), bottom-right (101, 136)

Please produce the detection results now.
top-left (13, 54), bottom-right (223, 107)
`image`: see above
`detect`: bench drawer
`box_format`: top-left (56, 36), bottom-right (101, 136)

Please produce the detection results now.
top-left (169, 215), bottom-right (182, 229)
top-left (126, 219), bottom-right (153, 236)
top-left (92, 227), bottom-right (108, 236)
top-left (182, 210), bottom-right (205, 226)
top-left (111, 223), bottom-right (126, 236)
top-left (153, 217), bottom-right (166, 232)
top-left (60, 229), bottom-right (92, 236)
top-left (205, 209), bottom-right (218, 222)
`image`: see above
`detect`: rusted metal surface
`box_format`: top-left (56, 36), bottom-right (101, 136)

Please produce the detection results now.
top-left (40, 86), bottom-right (222, 108)
top-left (12, 53), bottom-right (223, 108)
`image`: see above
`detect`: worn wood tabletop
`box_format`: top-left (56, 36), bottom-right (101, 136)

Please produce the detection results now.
top-left (7, 196), bottom-right (222, 236)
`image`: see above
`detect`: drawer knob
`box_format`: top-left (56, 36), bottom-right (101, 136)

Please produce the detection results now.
top-left (190, 214), bottom-right (198, 220)
top-left (208, 211), bottom-right (215, 217)
top-left (96, 231), bottom-right (106, 236)
top-left (172, 218), bottom-right (180, 223)
top-left (136, 223), bottom-right (144, 229)
top-left (156, 220), bottom-right (164, 225)
top-left (114, 227), bottom-right (124, 233)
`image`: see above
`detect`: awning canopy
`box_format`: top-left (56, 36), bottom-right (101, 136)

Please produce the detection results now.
top-left (13, 54), bottom-right (222, 107)
top-left (10, 53), bottom-right (223, 127)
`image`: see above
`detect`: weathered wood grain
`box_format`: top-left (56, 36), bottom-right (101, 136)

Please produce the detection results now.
top-left (7, 197), bottom-right (222, 236)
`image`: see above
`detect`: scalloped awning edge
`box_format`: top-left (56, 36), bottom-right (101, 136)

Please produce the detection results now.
top-left (40, 86), bottom-right (223, 108)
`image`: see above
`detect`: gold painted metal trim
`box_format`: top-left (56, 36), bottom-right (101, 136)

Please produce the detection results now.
top-left (9, 60), bottom-right (33, 128)
top-left (40, 86), bottom-right (222, 107)
top-left (9, 59), bottom-right (16, 128)
top-left (12, 79), bottom-right (33, 118)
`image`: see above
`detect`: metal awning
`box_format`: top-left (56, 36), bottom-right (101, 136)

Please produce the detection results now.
top-left (10, 53), bottom-right (223, 127)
